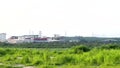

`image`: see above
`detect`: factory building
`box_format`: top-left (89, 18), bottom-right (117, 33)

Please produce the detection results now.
top-left (7, 35), bottom-right (38, 44)
top-left (0, 33), bottom-right (6, 42)
top-left (7, 35), bottom-right (56, 43)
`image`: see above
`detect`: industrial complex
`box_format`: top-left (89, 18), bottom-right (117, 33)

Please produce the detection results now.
top-left (0, 33), bottom-right (80, 44)
top-left (0, 32), bottom-right (119, 44)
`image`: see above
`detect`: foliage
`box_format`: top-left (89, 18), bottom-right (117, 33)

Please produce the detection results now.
top-left (100, 44), bottom-right (120, 49)
top-left (71, 45), bottom-right (90, 54)
top-left (0, 44), bottom-right (120, 67)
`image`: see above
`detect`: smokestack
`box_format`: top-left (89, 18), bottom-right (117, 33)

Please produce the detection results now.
top-left (39, 31), bottom-right (42, 38)
top-left (65, 31), bottom-right (67, 37)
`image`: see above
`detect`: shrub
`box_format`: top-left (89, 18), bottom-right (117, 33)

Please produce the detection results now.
top-left (71, 45), bottom-right (90, 54)
top-left (100, 44), bottom-right (120, 49)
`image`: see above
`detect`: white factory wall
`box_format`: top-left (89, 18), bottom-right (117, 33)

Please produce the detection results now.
top-left (0, 33), bottom-right (6, 42)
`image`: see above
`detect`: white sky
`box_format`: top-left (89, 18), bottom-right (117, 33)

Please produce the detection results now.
top-left (0, 0), bottom-right (120, 38)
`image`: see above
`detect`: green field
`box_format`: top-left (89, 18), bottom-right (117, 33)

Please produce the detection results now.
top-left (0, 44), bottom-right (120, 68)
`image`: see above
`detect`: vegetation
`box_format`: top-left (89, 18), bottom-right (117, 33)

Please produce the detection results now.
top-left (0, 41), bottom-right (120, 48)
top-left (0, 44), bottom-right (119, 68)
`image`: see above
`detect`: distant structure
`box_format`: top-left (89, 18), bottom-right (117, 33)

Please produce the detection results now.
top-left (0, 33), bottom-right (6, 42)
top-left (54, 34), bottom-right (60, 38)
top-left (7, 34), bottom-right (60, 44)
top-left (8, 35), bottom-right (39, 44)
top-left (7, 33), bottom-right (83, 44)
top-left (8, 36), bottom-right (21, 44)
top-left (39, 31), bottom-right (42, 38)
top-left (65, 31), bottom-right (67, 37)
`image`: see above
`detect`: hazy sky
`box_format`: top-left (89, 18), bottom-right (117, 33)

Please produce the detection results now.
top-left (0, 0), bottom-right (120, 37)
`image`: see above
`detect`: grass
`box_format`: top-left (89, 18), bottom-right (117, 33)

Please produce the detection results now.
top-left (0, 45), bottom-right (120, 68)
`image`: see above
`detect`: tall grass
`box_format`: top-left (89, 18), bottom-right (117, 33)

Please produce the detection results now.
top-left (0, 44), bottom-right (120, 67)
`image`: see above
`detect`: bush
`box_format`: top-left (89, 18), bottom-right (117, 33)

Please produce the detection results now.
top-left (100, 44), bottom-right (120, 49)
top-left (71, 45), bottom-right (90, 54)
